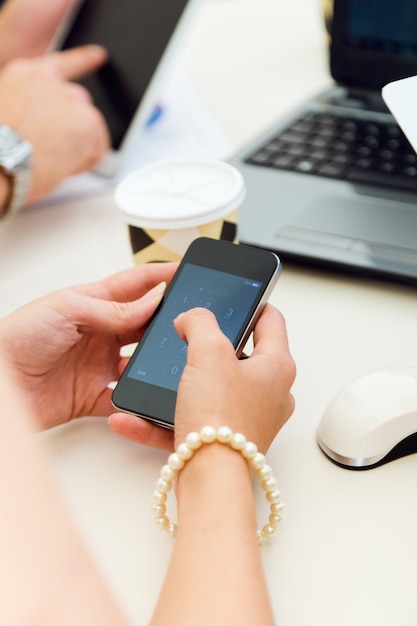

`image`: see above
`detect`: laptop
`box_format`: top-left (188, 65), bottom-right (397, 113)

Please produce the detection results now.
top-left (229, 0), bottom-right (417, 285)
top-left (53, 0), bottom-right (199, 176)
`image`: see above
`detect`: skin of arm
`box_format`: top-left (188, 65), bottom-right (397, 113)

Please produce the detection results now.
top-left (0, 359), bottom-right (131, 626)
top-left (0, 265), bottom-right (175, 624)
top-left (147, 306), bottom-right (296, 626)
top-left (0, 264), bottom-right (177, 623)
top-left (152, 444), bottom-right (276, 626)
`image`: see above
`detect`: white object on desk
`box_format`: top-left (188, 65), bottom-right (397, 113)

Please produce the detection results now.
top-left (317, 367), bottom-right (417, 468)
top-left (382, 75), bottom-right (417, 154)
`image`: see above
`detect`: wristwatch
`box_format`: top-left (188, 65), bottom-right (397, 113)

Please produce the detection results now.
top-left (0, 125), bottom-right (33, 218)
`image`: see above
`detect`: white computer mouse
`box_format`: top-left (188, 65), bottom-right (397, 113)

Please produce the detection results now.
top-left (317, 367), bottom-right (417, 469)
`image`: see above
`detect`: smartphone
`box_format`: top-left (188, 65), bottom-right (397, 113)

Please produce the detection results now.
top-left (112, 237), bottom-right (281, 428)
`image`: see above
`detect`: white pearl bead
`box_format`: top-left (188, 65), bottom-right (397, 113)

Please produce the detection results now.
top-left (185, 432), bottom-right (202, 450)
top-left (155, 515), bottom-right (170, 530)
top-left (269, 514), bottom-right (282, 528)
top-left (250, 452), bottom-right (266, 470)
top-left (167, 452), bottom-right (185, 471)
top-left (200, 425), bottom-right (216, 443)
top-left (156, 478), bottom-right (172, 493)
top-left (262, 524), bottom-right (276, 538)
top-left (261, 476), bottom-right (278, 493)
top-left (167, 523), bottom-right (177, 538)
top-left (160, 465), bottom-right (177, 482)
top-left (217, 426), bottom-right (233, 443)
top-left (266, 489), bottom-right (281, 504)
top-left (176, 442), bottom-right (194, 460)
top-left (151, 503), bottom-right (166, 516)
top-left (152, 490), bottom-right (167, 505)
top-left (241, 441), bottom-right (257, 459)
top-left (257, 464), bottom-right (273, 480)
top-left (271, 503), bottom-right (283, 516)
top-left (230, 432), bottom-right (246, 450)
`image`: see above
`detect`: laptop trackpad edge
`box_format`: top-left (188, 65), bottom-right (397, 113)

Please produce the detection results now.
top-left (277, 196), bottom-right (417, 267)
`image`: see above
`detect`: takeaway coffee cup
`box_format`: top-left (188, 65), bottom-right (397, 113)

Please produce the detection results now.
top-left (114, 157), bottom-right (245, 264)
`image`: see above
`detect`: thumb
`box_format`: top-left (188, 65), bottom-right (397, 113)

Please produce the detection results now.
top-left (70, 281), bottom-right (166, 335)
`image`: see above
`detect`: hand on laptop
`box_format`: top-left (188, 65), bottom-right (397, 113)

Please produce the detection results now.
top-left (0, 45), bottom-right (110, 211)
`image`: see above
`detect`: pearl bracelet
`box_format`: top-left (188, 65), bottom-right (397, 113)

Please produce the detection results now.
top-left (152, 425), bottom-right (284, 544)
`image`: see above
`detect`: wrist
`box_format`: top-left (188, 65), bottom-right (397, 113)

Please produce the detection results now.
top-left (177, 441), bottom-right (252, 502)
top-left (178, 439), bottom-right (250, 480)
top-left (152, 426), bottom-right (284, 543)
top-left (176, 442), bottom-right (259, 547)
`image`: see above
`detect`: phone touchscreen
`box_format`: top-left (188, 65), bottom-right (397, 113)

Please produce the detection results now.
top-left (125, 263), bottom-right (265, 393)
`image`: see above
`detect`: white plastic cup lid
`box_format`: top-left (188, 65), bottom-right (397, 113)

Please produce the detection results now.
top-left (114, 157), bottom-right (246, 229)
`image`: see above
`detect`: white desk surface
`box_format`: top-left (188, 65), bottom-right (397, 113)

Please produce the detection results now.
top-left (2, 1), bottom-right (417, 624)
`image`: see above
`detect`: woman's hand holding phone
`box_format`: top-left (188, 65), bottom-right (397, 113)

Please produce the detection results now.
top-left (0, 263), bottom-right (177, 432)
top-left (173, 304), bottom-right (296, 452)
top-left (110, 302), bottom-right (296, 453)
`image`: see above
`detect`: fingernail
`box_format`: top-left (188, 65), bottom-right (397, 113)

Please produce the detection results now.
top-left (88, 44), bottom-right (108, 58)
top-left (142, 281), bottom-right (166, 302)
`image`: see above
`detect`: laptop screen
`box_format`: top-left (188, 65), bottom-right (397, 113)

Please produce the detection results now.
top-left (331, 0), bottom-right (417, 90)
top-left (58, 0), bottom-right (190, 150)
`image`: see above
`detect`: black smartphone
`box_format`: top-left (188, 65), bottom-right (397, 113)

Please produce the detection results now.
top-left (111, 237), bottom-right (281, 428)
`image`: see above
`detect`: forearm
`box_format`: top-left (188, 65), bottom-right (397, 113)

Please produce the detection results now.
top-left (0, 363), bottom-right (130, 626)
top-left (150, 444), bottom-right (275, 626)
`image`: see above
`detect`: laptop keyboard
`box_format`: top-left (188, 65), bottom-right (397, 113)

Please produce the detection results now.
top-left (245, 112), bottom-right (417, 193)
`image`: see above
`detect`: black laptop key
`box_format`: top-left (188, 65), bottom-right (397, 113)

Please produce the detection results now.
top-left (246, 112), bottom-right (417, 194)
